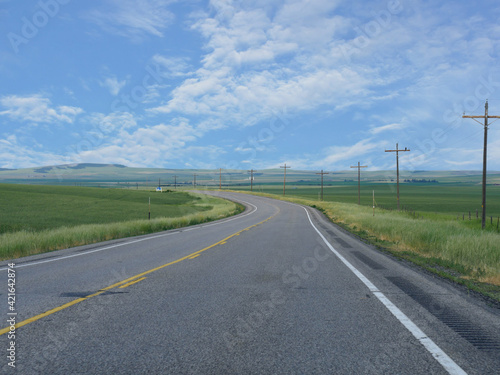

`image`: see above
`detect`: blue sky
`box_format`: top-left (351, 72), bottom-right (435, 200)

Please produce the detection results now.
top-left (1, 0), bottom-right (500, 171)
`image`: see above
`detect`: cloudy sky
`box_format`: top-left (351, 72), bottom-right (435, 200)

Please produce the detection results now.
top-left (1, 0), bottom-right (500, 171)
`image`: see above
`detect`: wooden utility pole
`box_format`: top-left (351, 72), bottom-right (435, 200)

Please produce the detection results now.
top-left (280, 164), bottom-right (290, 195)
top-left (463, 100), bottom-right (500, 229)
top-left (315, 170), bottom-right (329, 201)
top-left (173, 175), bottom-right (177, 189)
top-left (248, 169), bottom-right (256, 191)
top-left (193, 173), bottom-right (197, 187)
top-left (219, 168), bottom-right (222, 190)
top-left (350, 162), bottom-right (367, 205)
top-left (385, 143), bottom-right (410, 210)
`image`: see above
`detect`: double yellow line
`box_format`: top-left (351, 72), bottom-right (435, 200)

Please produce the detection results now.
top-left (0, 209), bottom-right (278, 336)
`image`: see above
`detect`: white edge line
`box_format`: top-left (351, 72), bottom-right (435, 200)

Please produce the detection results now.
top-left (0, 197), bottom-right (258, 271)
top-left (301, 206), bottom-right (468, 375)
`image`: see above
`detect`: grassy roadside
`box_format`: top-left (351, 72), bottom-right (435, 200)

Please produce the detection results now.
top-left (0, 191), bottom-right (243, 260)
top-left (227, 190), bottom-right (500, 302)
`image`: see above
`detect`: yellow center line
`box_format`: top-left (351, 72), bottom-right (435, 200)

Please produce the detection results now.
top-left (0, 206), bottom-right (280, 336)
top-left (118, 277), bottom-right (147, 289)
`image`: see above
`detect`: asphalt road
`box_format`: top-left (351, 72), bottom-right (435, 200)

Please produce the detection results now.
top-left (0, 192), bottom-right (499, 374)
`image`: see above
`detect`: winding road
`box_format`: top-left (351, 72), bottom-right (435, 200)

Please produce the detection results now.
top-left (1, 192), bottom-right (499, 374)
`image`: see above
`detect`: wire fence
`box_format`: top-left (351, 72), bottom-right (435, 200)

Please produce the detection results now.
top-left (375, 204), bottom-right (500, 232)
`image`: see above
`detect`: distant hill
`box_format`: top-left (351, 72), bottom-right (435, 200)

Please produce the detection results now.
top-left (0, 163), bottom-right (498, 187)
top-left (32, 163), bottom-right (126, 174)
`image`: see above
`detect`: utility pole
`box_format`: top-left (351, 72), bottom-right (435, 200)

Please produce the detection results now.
top-left (193, 173), bottom-right (197, 187)
top-left (350, 162), bottom-right (367, 205)
top-left (385, 143), bottom-right (410, 211)
top-left (463, 100), bottom-right (500, 229)
top-left (173, 175), bottom-right (177, 189)
top-left (219, 168), bottom-right (222, 190)
top-left (248, 169), bottom-right (256, 191)
top-left (315, 170), bottom-right (329, 201)
top-left (280, 164), bottom-right (290, 195)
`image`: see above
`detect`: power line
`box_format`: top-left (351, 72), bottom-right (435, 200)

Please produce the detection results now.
top-left (280, 164), bottom-right (290, 196)
top-left (463, 100), bottom-right (500, 229)
top-left (315, 170), bottom-right (329, 201)
top-left (385, 143), bottom-right (410, 211)
top-left (444, 128), bottom-right (484, 149)
top-left (350, 162), bottom-right (367, 205)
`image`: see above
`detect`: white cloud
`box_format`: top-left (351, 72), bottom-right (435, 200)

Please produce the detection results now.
top-left (100, 76), bottom-right (127, 96)
top-left (152, 57), bottom-right (372, 129)
top-left (444, 159), bottom-right (477, 167)
top-left (68, 118), bottom-right (203, 167)
top-left (258, 138), bottom-right (388, 171)
top-left (88, 112), bottom-right (138, 133)
top-left (192, 5), bottom-right (299, 70)
top-left (0, 95), bottom-right (83, 124)
top-left (0, 135), bottom-right (67, 169)
top-left (151, 55), bottom-right (193, 78)
top-left (370, 123), bottom-right (403, 135)
top-left (150, 0), bottom-right (387, 132)
top-left (85, 0), bottom-right (176, 40)
top-left (318, 139), bottom-right (387, 169)
top-left (3, 1), bottom-right (500, 171)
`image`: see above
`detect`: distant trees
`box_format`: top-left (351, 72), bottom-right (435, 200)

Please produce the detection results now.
top-left (403, 178), bottom-right (438, 183)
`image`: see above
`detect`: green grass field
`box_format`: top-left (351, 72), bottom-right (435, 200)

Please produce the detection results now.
top-left (230, 182), bottom-right (500, 223)
top-left (0, 184), bottom-right (211, 233)
top-left (0, 184), bottom-right (242, 259)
